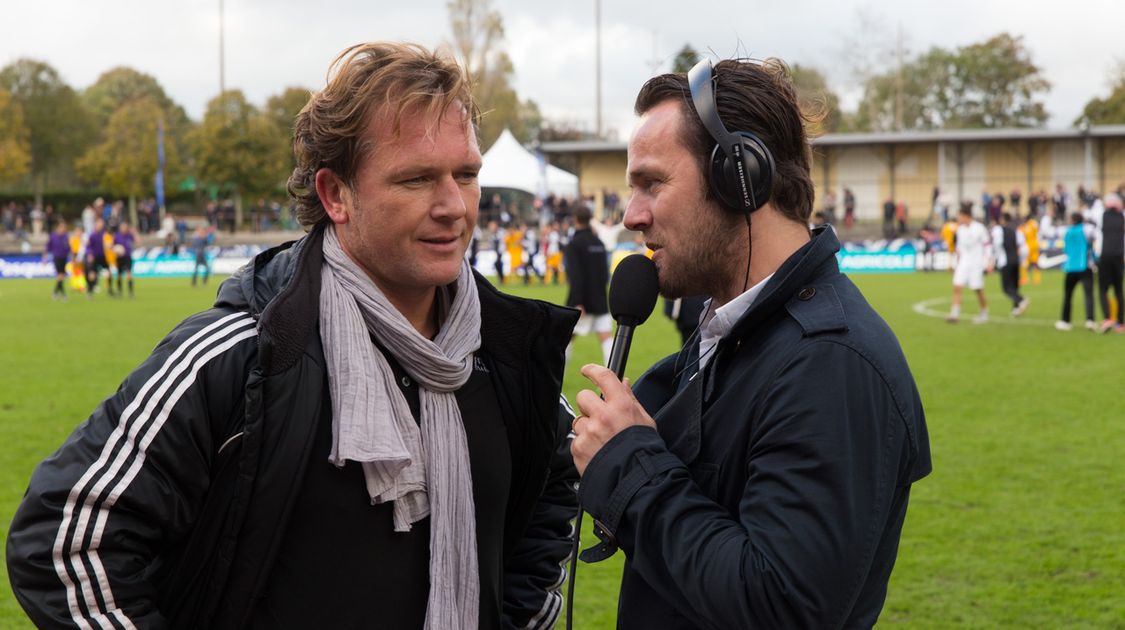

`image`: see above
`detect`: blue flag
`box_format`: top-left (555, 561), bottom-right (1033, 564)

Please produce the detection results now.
top-left (155, 118), bottom-right (166, 213)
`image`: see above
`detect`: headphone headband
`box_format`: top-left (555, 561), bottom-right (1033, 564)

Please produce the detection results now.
top-left (686, 58), bottom-right (774, 213)
top-left (687, 61), bottom-right (739, 158)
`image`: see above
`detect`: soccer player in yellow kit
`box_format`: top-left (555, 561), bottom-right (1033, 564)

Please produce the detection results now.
top-left (103, 230), bottom-right (118, 270)
top-left (543, 222), bottom-right (565, 284)
top-left (941, 217), bottom-right (958, 269)
top-left (68, 225), bottom-right (87, 292)
top-left (504, 224), bottom-right (525, 282)
top-left (1021, 212), bottom-right (1041, 285)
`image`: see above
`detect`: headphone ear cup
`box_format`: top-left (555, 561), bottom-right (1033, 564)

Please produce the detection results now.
top-left (707, 144), bottom-right (741, 213)
top-left (737, 132), bottom-right (774, 211)
top-left (707, 136), bottom-right (775, 214)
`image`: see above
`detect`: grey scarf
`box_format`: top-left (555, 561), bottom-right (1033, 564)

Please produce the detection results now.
top-left (319, 225), bottom-right (481, 630)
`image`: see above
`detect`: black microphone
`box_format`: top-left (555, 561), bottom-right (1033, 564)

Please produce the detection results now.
top-left (606, 254), bottom-right (660, 378)
top-left (566, 253), bottom-right (659, 630)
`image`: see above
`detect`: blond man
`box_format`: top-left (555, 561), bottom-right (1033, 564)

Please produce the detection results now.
top-left (8, 42), bottom-right (578, 630)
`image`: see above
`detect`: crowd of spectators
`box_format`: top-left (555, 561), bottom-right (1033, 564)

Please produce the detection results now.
top-left (1, 196), bottom-right (304, 252)
top-left (472, 191), bottom-right (638, 280)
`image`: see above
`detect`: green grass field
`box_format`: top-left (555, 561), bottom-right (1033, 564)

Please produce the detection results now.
top-left (1, 272), bottom-right (1123, 628)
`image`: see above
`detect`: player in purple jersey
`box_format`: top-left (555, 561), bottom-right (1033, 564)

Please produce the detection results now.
top-left (85, 217), bottom-right (115, 298)
top-left (44, 220), bottom-right (71, 300)
top-left (113, 222), bottom-right (137, 298)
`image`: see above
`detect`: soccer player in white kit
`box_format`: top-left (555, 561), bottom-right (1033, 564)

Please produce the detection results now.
top-left (947, 205), bottom-right (993, 323)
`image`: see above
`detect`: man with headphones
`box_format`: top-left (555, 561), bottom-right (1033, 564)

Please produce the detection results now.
top-left (568, 57), bottom-right (932, 628)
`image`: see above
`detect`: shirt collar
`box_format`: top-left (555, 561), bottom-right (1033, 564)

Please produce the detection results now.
top-left (697, 272), bottom-right (774, 371)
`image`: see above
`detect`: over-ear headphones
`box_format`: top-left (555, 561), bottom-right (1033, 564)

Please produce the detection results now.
top-left (687, 59), bottom-right (775, 214)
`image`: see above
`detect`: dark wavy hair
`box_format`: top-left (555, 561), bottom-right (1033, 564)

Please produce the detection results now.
top-left (634, 58), bottom-right (817, 225)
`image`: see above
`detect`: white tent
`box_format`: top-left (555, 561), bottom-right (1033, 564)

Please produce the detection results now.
top-left (479, 129), bottom-right (579, 198)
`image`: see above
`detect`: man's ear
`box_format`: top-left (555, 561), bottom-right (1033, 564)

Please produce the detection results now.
top-left (315, 168), bottom-right (350, 224)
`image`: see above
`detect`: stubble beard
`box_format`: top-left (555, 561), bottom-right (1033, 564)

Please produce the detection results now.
top-left (655, 206), bottom-right (742, 300)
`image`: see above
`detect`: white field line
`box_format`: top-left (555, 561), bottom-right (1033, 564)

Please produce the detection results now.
top-left (911, 296), bottom-right (1059, 327)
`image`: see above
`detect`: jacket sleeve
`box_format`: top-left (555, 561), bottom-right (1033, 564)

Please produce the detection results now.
top-left (6, 309), bottom-right (258, 629)
top-left (577, 341), bottom-right (922, 629)
top-left (502, 396), bottom-right (580, 630)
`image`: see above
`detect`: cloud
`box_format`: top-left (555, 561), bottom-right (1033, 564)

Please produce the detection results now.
top-left (505, 13), bottom-right (654, 139)
top-left (2, 0), bottom-right (1121, 130)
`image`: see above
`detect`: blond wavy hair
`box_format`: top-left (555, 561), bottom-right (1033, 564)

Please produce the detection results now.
top-left (287, 42), bottom-right (479, 227)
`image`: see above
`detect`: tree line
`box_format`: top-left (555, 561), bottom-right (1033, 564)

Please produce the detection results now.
top-left (675, 31), bottom-right (1124, 135)
top-left (2, 7), bottom-right (1124, 223)
top-left (0, 58), bottom-right (308, 224)
top-left (0, 0), bottom-right (546, 224)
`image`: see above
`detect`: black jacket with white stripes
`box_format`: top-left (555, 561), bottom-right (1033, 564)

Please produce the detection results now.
top-left (7, 224), bottom-right (580, 629)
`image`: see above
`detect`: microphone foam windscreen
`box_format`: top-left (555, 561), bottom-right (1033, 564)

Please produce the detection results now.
top-left (609, 254), bottom-right (660, 325)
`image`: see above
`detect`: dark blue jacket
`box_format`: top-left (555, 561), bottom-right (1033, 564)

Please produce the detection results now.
top-left (578, 226), bottom-right (931, 629)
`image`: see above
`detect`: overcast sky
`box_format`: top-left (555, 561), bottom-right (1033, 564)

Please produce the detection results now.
top-left (3, 0), bottom-right (1123, 140)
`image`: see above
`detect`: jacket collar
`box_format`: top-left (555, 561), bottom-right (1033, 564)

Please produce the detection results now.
top-left (254, 224), bottom-right (326, 375)
top-left (652, 227), bottom-right (845, 463)
top-left (725, 225), bottom-right (842, 344)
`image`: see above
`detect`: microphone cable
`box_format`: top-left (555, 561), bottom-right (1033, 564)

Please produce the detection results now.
top-left (565, 497), bottom-right (582, 630)
top-left (672, 210), bottom-right (752, 384)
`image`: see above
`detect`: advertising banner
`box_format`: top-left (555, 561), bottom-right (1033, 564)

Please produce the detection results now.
top-left (836, 242), bottom-right (918, 273)
top-left (1, 247), bottom-right (257, 280)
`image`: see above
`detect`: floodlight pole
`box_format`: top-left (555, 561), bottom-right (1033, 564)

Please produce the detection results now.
top-left (595, 0), bottom-right (602, 139)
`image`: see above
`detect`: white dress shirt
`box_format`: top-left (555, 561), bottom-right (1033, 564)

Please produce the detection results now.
top-left (697, 273), bottom-right (775, 371)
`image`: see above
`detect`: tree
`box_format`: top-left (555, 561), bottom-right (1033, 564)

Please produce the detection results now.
top-left (947, 33), bottom-right (1049, 128)
top-left (853, 33), bottom-right (1049, 131)
top-left (448, 0), bottom-right (504, 85)
top-left (83, 67), bottom-right (194, 150)
top-left (473, 50), bottom-right (541, 147)
top-left (81, 67), bottom-right (194, 210)
top-left (0, 59), bottom-right (95, 204)
top-left (1076, 62), bottom-right (1125, 125)
top-left (266, 86), bottom-right (311, 139)
top-left (836, 9), bottom-right (900, 130)
top-left (191, 90), bottom-right (287, 229)
top-left (266, 86), bottom-right (312, 176)
top-left (446, 0), bottom-right (540, 149)
top-left (672, 45), bottom-right (701, 74)
top-left (75, 97), bottom-right (179, 220)
top-left (0, 87), bottom-right (31, 182)
top-left (789, 64), bottom-right (842, 134)
top-left (853, 47), bottom-right (955, 131)
top-left (83, 67), bottom-right (185, 128)
top-left (1079, 84), bottom-right (1125, 126)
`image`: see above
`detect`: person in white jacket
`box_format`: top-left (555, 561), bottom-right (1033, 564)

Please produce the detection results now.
top-left (947, 205), bottom-right (993, 323)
